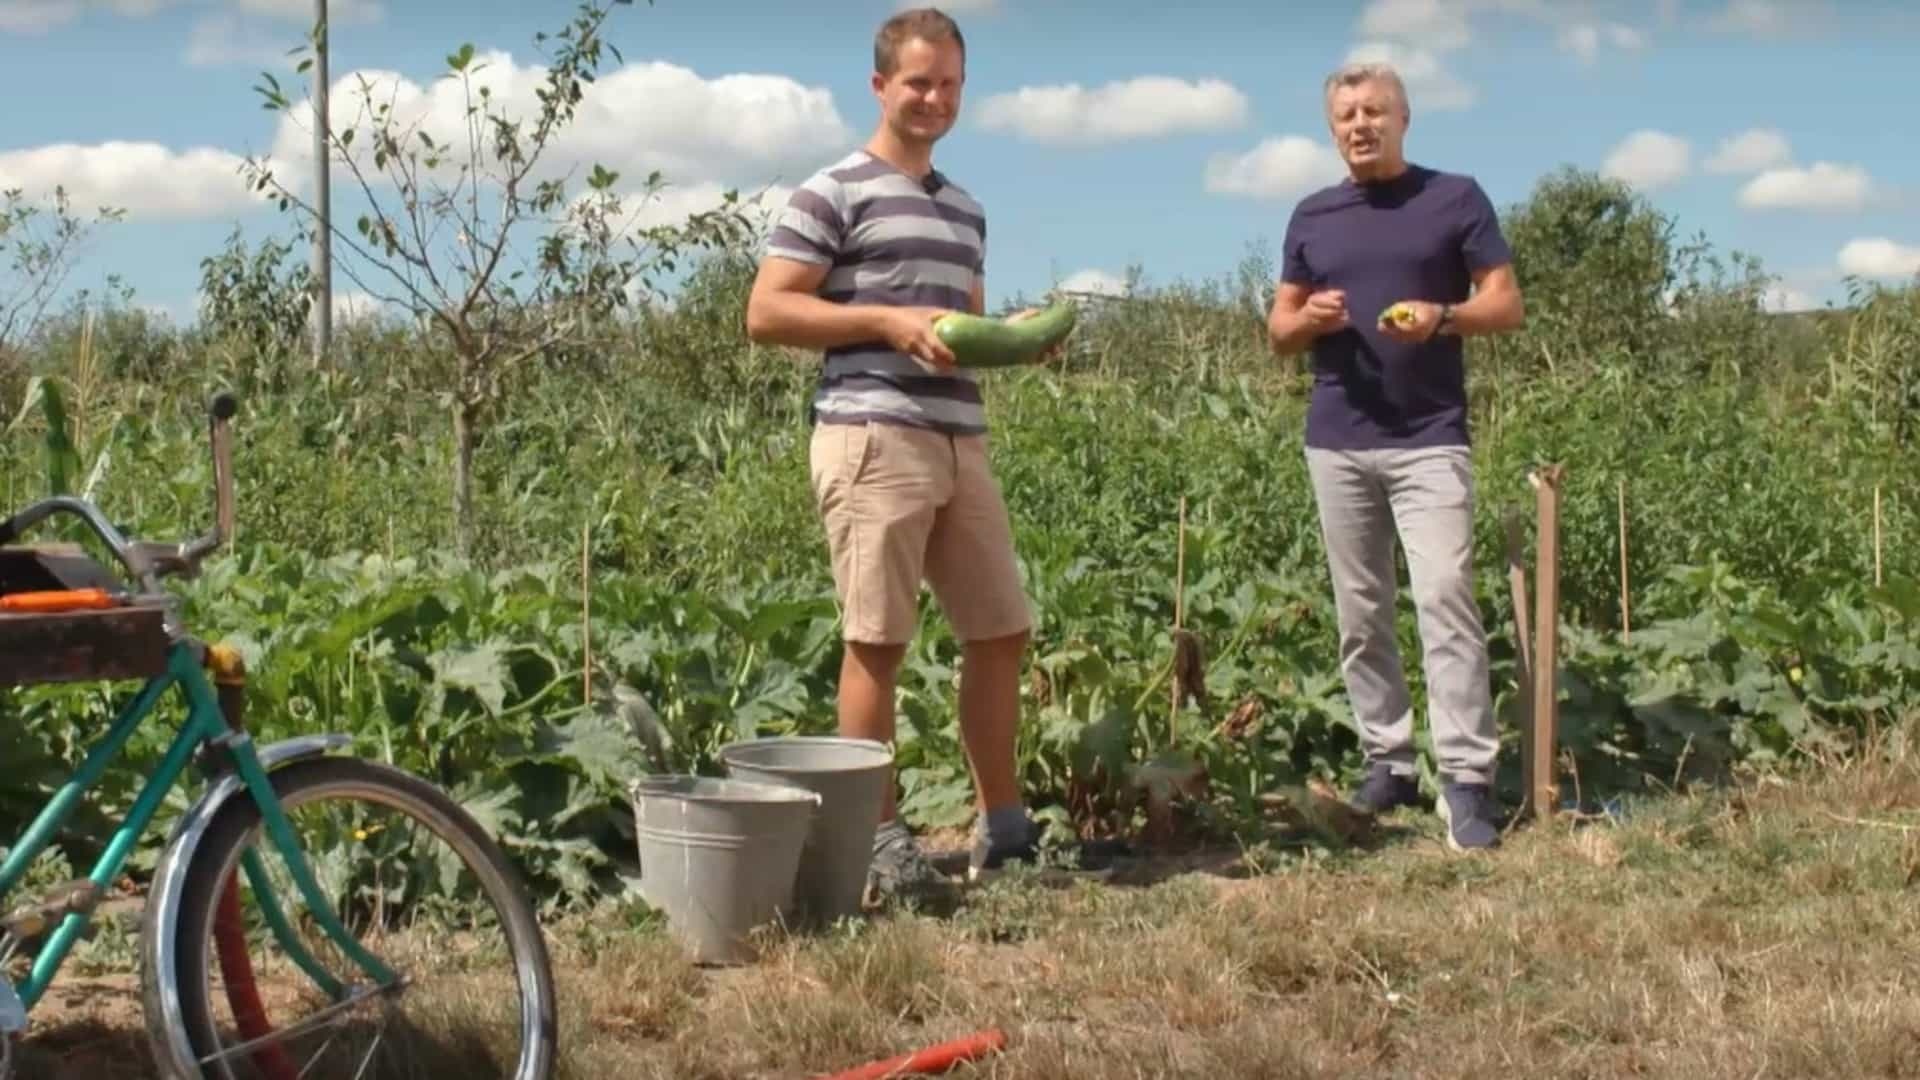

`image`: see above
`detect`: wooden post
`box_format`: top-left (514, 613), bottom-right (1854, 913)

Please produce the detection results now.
top-left (1874, 484), bottom-right (1884, 588)
top-left (1171, 495), bottom-right (1187, 745)
top-left (1527, 466), bottom-right (1564, 822)
top-left (1504, 509), bottom-right (1535, 811)
top-left (582, 518), bottom-right (592, 706)
top-left (1618, 477), bottom-right (1631, 643)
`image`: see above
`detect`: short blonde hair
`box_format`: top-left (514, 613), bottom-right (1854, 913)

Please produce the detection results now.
top-left (875, 8), bottom-right (965, 75)
top-left (1323, 62), bottom-right (1409, 113)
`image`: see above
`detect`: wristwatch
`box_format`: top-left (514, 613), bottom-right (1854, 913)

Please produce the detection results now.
top-left (1433, 303), bottom-right (1456, 338)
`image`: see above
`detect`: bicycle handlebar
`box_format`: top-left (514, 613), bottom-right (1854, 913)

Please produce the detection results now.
top-left (0, 392), bottom-right (240, 593)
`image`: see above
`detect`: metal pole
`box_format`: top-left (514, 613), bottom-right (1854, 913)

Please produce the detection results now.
top-left (311, 0), bottom-right (332, 369)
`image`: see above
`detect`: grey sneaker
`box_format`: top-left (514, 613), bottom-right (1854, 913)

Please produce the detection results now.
top-left (1436, 782), bottom-right (1502, 851)
top-left (1349, 763), bottom-right (1422, 815)
top-left (968, 817), bottom-right (1127, 883)
top-left (866, 821), bottom-right (957, 907)
top-left (968, 816), bottom-right (1040, 882)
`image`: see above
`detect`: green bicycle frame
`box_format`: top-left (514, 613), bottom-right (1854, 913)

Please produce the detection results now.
top-left (0, 642), bottom-right (396, 1012)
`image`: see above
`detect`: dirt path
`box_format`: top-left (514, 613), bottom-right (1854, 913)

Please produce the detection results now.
top-left (14, 973), bottom-right (153, 1079)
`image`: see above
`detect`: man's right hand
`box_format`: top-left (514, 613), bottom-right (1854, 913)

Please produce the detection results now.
top-left (1302, 288), bottom-right (1348, 334)
top-left (878, 306), bottom-right (958, 371)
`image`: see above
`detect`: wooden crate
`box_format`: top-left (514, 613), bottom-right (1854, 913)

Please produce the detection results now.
top-left (0, 605), bottom-right (172, 686)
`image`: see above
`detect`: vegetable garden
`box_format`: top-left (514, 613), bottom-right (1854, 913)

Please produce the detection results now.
top-left (3, 157), bottom-right (1916, 916)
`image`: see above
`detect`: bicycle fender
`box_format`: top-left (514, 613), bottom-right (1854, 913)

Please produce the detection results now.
top-left (139, 733), bottom-right (352, 1079)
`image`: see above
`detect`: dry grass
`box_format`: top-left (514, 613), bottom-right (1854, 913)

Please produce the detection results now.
top-left (545, 726), bottom-right (1920, 1080)
top-left (17, 724), bottom-right (1920, 1078)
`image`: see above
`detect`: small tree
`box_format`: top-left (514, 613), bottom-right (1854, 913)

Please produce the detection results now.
top-left (242, 0), bottom-right (753, 556)
top-left (197, 226), bottom-right (315, 381)
top-left (1496, 165), bottom-right (1678, 372)
top-left (0, 186), bottom-right (125, 358)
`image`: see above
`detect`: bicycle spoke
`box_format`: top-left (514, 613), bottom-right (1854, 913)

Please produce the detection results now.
top-left (295, 1027), bottom-right (343, 1080)
top-left (198, 983), bottom-right (395, 1068)
top-left (348, 1026), bottom-right (387, 1080)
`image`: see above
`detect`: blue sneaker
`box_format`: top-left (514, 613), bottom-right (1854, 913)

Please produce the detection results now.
top-left (1348, 764), bottom-right (1422, 815)
top-left (1437, 782), bottom-right (1502, 851)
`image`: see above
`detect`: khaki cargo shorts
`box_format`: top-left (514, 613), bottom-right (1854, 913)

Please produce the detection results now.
top-left (809, 420), bottom-right (1033, 646)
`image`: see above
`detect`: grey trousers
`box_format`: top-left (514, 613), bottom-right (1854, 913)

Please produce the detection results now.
top-left (1305, 446), bottom-right (1498, 786)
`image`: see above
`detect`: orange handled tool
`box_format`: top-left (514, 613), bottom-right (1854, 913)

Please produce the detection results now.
top-left (820, 1029), bottom-right (1008, 1080)
top-left (0, 588), bottom-right (128, 613)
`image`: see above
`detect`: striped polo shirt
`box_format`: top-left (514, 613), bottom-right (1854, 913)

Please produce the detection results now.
top-left (765, 149), bottom-right (988, 435)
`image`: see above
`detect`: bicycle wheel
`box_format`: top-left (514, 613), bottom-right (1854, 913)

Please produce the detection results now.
top-left (165, 755), bottom-right (558, 1079)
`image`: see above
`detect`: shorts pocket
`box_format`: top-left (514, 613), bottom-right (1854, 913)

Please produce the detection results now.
top-left (842, 421), bottom-right (877, 487)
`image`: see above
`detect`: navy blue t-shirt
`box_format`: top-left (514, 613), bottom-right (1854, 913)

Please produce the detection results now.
top-left (1280, 164), bottom-right (1512, 450)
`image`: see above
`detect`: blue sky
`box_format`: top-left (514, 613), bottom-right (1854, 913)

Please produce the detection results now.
top-left (1, 0), bottom-right (1916, 326)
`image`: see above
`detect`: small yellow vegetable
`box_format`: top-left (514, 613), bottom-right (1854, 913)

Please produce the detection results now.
top-left (1378, 302), bottom-right (1418, 329)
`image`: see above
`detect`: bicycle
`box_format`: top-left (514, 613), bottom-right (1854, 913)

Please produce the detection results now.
top-left (0, 393), bottom-right (558, 1078)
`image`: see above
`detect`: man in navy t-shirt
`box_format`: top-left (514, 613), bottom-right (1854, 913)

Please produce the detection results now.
top-left (1267, 61), bottom-right (1526, 851)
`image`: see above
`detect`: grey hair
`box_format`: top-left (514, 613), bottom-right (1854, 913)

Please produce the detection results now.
top-left (1323, 62), bottom-right (1409, 111)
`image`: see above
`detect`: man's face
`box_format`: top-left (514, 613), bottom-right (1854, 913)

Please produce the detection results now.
top-left (1327, 79), bottom-right (1408, 174)
top-left (873, 36), bottom-right (964, 145)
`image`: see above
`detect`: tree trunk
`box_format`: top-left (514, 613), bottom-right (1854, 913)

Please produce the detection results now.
top-left (452, 396), bottom-right (477, 558)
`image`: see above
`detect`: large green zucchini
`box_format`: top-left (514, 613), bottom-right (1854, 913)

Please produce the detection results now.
top-left (933, 302), bottom-right (1077, 368)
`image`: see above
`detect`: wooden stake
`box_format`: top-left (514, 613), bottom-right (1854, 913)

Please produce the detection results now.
top-left (1528, 465), bottom-right (1565, 822)
top-left (1171, 495), bottom-right (1187, 744)
top-left (582, 518), bottom-right (593, 706)
top-left (1505, 509), bottom-right (1535, 807)
top-left (1874, 484), bottom-right (1884, 588)
top-left (1618, 477), bottom-right (1631, 643)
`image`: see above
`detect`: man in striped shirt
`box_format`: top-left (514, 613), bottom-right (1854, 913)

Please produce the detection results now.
top-left (746, 7), bottom-right (1046, 905)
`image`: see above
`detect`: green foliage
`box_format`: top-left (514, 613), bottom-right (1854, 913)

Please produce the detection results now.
top-left (1, 164), bottom-right (1917, 911)
top-left (197, 227), bottom-right (314, 376)
top-left (1489, 166), bottom-right (1678, 367)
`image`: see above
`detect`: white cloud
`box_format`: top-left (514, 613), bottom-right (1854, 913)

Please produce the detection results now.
top-left (1203, 136), bottom-right (1347, 200)
top-left (1707, 0), bottom-right (1834, 37)
top-left (1057, 268), bottom-right (1129, 298)
top-left (0, 0), bottom-right (72, 32)
top-left (1601, 130), bottom-right (1691, 191)
top-left (1837, 238), bottom-right (1920, 279)
top-left (1737, 162), bottom-right (1874, 212)
top-left (1347, 0), bottom-right (1652, 108)
top-left (1357, 0), bottom-right (1473, 51)
top-left (264, 54), bottom-right (854, 198)
top-left (1704, 128), bottom-right (1792, 174)
top-left (0, 141), bottom-right (261, 219)
top-left (333, 289), bottom-right (384, 323)
top-left (619, 179), bottom-right (794, 232)
top-left (0, 0), bottom-right (160, 33)
top-left (1558, 22), bottom-right (1646, 63)
top-left (1762, 283), bottom-right (1818, 312)
top-left (184, 0), bottom-right (384, 67)
top-left (975, 77), bottom-right (1249, 145)
top-left (1344, 40), bottom-right (1476, 110)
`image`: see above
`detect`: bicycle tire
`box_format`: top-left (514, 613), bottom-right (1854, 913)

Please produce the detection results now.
top-left (165, 756), bottom-right (558, 1079)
